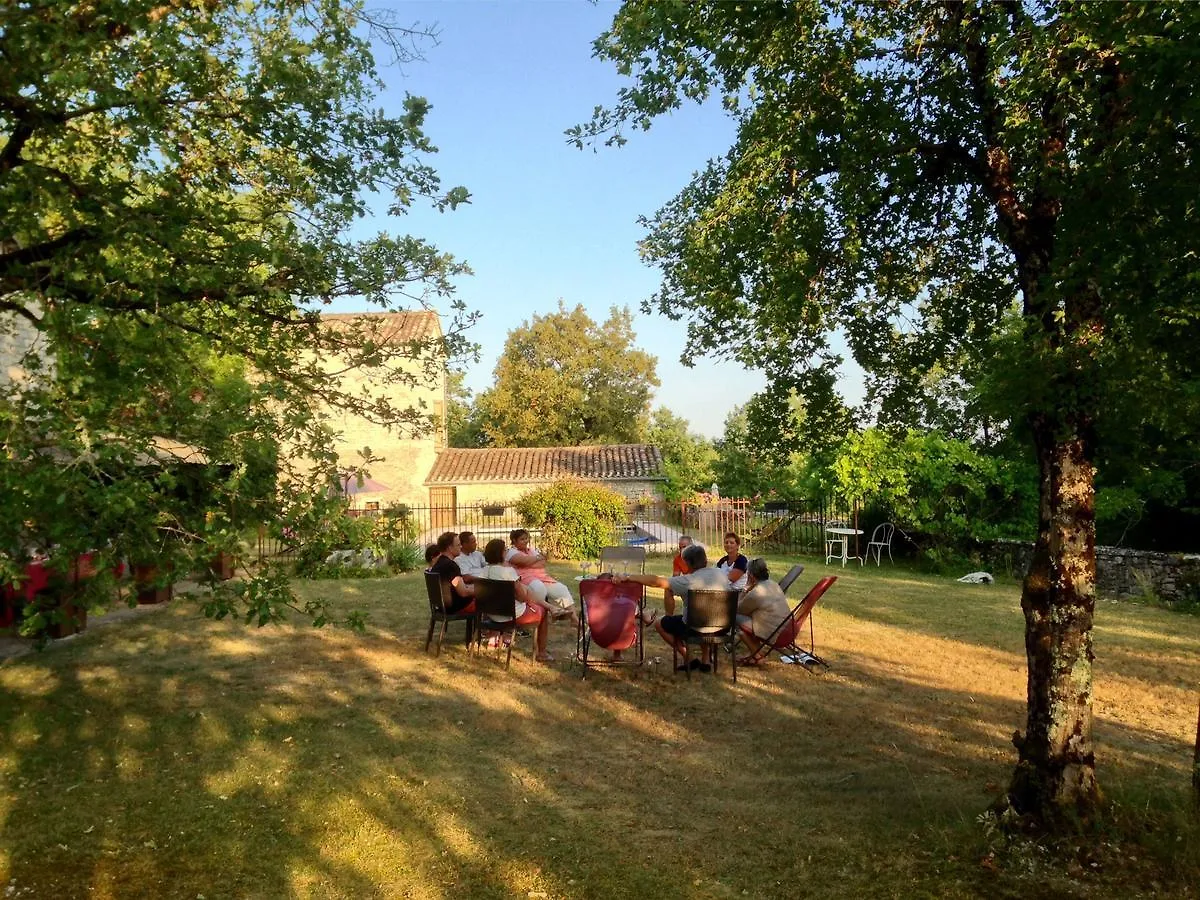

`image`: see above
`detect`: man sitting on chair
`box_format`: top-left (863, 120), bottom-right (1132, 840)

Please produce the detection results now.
top-left (737, 558), bottom-right (790, 658)
top-left (456, 530), bottom-right (486, 578)
top-left (428, 531), bottom-right (475, 614)
top-left (614, 543), bottom-right (728, 672)
top-left (672, 534), bottom-right (694, 576)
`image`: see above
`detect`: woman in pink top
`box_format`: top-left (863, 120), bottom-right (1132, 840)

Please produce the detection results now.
top-left (504, 528), bottom-right (578, 625)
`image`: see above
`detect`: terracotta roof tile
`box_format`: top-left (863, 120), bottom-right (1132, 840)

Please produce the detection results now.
top-left (425, 445), bottom-right (666, 485)
top-left (320, 311), bottom-right (442, 342)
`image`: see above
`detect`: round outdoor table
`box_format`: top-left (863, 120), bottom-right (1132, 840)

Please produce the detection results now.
top-left (824, 527), bottom-right (864, 567)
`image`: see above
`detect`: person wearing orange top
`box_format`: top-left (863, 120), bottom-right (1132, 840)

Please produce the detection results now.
top-left (672, 534), bottom-right (695, 576)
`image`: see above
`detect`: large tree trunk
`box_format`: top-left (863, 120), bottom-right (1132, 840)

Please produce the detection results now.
top-left (1193, 695), bottom-right (1199, 806)
top-left (1007, 422), bottom-right (1101, 822)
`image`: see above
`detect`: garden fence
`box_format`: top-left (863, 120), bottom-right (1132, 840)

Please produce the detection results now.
top-left (255, 496), bottom-right (865, 564)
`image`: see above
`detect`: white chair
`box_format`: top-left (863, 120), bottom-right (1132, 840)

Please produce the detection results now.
top-left (824, 535), bottom-right (847, 566)
top-left (866, 523), bottom-right (895, 565)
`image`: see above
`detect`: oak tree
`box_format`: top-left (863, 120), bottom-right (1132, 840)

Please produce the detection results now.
top-left (577, 1), bottom-right (1200, 825)
top-left (1, 1), bottom-right (472, 631)
top-left (477, 302), bottom-right (659, 447)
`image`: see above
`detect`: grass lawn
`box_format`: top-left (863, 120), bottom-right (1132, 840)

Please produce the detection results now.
top-left (1, 557), bottom-right (1197, 899)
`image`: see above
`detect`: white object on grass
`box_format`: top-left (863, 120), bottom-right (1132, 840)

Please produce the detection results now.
top-left (957, 571), bottom-right (995, 584)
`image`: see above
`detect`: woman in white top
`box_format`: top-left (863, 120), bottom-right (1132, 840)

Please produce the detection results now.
top-left (481, 539), bottom-right (551, 662)
top-left (715, 532), bottom-right (750, 591)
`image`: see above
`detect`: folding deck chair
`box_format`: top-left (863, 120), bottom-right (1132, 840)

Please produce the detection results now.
top-left (423, 570), bottom-right (474, 656)
top-left (737, 575), bottom-right (837, 672)
top-left (575, 577), bottom-right (645, 678)
top-left (777, 564), bottom-right (805, 594)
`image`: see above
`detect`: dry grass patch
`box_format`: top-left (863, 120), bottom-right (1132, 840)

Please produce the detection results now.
top-left (0, 558), bottom-right (1196, 899)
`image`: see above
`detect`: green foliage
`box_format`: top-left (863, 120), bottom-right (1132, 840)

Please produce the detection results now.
top-left (385, 540), bottom-right (424, 573)
top-left (292, 513), bottom-right (418, 578)
top-left (515, 479), bottom-right (627, 560)
top-left (445, 369), bottom-right (488, 448)
top-left (476, 302), bottom-right (659, 447)
top-left (713, 405), bottom-right (785, 499)
top-left (833, 429), bottom-right (1037, 544)
top-left (0, 1), bottom-right (474, 634)
top-left (646, 408), bottom-right (717, 501)
top-left (712, 395), bottom-right (838, 499)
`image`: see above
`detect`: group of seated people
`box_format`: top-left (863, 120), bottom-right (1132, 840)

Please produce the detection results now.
top-left (619, 531), bottom-right (790, 672)
top-left (426, 527), bottom-right (790, 672)
top-left (424, 528), bottom-right (578, 664)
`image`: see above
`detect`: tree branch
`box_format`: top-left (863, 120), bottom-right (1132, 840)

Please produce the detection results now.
top-left (0, 228), bottom-right (98, 276)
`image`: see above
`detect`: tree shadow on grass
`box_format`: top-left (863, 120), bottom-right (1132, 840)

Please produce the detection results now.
top-left (0, 579), bottom-right (1196, 899)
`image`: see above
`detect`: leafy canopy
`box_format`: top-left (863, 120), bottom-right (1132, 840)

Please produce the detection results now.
top-left (574, 1), bottom-right (1200, 437)
top-left (1, 0), bottom-right (473, 632)
top-left (646, 407), bottom-right (717, 502)
top-left (477, 301), bottom-right (659, 447)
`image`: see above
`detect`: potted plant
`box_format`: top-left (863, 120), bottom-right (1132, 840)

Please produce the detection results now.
top-left (133, 562), bottom-right (173, 605)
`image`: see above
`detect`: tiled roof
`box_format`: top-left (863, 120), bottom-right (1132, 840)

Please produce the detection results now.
top-left (425, 445), bottom-right (666, 485)
top-left (320, 311), bottom-right (442, 342)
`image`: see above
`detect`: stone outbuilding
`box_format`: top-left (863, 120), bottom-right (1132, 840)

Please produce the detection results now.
top-left (423, 444), bottom-right (666, 520)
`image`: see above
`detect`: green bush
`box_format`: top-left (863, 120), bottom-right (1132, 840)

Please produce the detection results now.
top-left (833, 428), bottom-right (1037, 546)
top-left (386, 540), bottom-right (424, 573)
top-left (515, 479), bottom-right (628, 560)
top-left (293, 513), bottom-right (417, 578)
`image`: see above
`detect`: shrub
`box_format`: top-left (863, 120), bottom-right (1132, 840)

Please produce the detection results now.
top-left (833, 429), bottom-right (1037, 546)
top-left (301, 562), bottom-right (391, 580)
top-left (386, 540), bottom-right (424, 573)
top-left (515, 479), bottom-right (628, 560)
top-left (292, 512), bottom-right (417, 578)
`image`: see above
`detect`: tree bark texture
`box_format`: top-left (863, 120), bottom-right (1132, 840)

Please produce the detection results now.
top-left (1008, 425), bottom-right (1101, 821)
top-left (1193, 695), bottom-right (1199, 806)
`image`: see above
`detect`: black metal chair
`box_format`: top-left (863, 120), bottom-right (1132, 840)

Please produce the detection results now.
top-left (676, 588), bottom-right (741, 681)
top-left (472, 578), bottom-right (524, 670)
top-left (423, 570), bottom-right (474, 656)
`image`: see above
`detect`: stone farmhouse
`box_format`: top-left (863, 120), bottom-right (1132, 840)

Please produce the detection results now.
top-left (314, 311), bottom-right (448, 511)
top-left (315, 313), bottom-right (667, 518)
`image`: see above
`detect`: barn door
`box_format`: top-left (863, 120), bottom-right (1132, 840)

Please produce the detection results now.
top-left (429, 486), bottom-right (457, 533)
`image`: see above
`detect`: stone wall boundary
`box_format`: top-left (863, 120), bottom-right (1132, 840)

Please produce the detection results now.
top-left (988, 539), bottom-right (1200, 604)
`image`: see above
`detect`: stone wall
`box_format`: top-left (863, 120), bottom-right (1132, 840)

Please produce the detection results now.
top-left (0, 308), bottom-right (51, 386)
top-left (293, 337), bottom-right (446, 509)
top-left (988, 539), bottom-right (1200, 603)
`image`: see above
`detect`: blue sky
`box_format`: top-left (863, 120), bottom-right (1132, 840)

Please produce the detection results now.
top-left (346, 1), bottom-right (769, 439)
